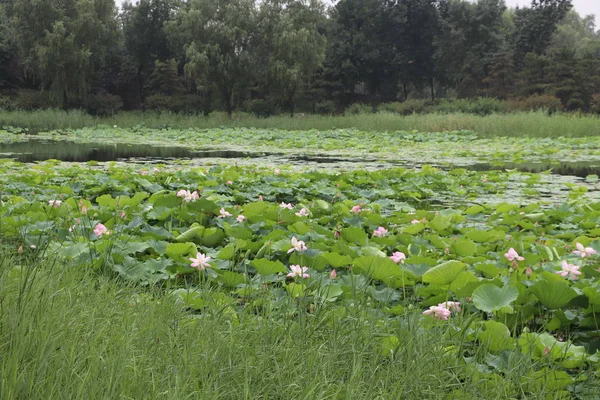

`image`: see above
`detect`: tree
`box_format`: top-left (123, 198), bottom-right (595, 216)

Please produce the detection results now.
top-left (401, 0), bottom-right (440, 100)
top-left (326, 0), bottom-right (388, 95)
top-left (435, 0), bottom-right (507, 98)
top-left (484, 49), bottom-right (515, 99)
top-left (518, 52), bottom-right (548, 96)
top-left (511, 0), bottom-right (572, 67)
top-left (11, 0), bottom-right (118, 108)
top-left (145, 59), bottom-right (184, 96)
top-left (259, 0), bottom-right (327, 116)
top-left (121, 0), bottom-right (178, 106)
top-left (169, 0), bottom-right (258, 117)
top-left (0, 2), bottom-right (21, 90)
top-left (546, 47), bottom-right (585, 110)
top-left (548, 10), bottom-right (597, 55)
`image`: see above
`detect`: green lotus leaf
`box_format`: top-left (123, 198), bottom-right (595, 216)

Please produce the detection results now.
top-left (472, 284), bottom-right (519, 313)
top-left (422, 260), bottom-right (467, 286)
top-left (250, 258), bottom-right (287, 275)
top-left (530, 278), bottom-right (577, 310)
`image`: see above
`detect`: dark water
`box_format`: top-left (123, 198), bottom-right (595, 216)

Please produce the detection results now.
top-left (1, 139), bottom-right (599, 178)
top-left (469, 161), bottom-right (600, 178)
top-left (0, 140), bottom-right (266, 163)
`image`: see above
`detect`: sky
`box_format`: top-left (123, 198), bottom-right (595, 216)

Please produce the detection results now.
top-left (115, 0), bottom-right (599, 25)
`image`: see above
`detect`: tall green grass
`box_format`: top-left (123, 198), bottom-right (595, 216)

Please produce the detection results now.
top-left (0, 251), bottom-right (584, 399)
top-left (1, 109), bottom-right (600, 137)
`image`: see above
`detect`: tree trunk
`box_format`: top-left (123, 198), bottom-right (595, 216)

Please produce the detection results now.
top-left (402, 82), bottom-right (408, 101)
top-left (289, 86), bottom-right (297, 117)
top-left (430, 78), bottom-right (435, 101)
top-left (224, 91), bottom-right (233, 119)
top-left (137, 64), bottom-right (145, 111)
top-left (62, 89), bottom-right (68, 111)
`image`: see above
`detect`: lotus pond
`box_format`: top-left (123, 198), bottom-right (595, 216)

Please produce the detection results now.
top-left (2, 127), bottom-right (600, 396)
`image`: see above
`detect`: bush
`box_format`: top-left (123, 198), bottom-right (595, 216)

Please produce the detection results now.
top-left (243, 99), bottom-right (279, 118)
top-left (15, 90), bottom-right (55, 110)
top-left (507, 94), bottom-right (564, 114)
top-left (86, 93), bottom-right (123, 116)
top-left (433, 98), bottom-right (507, 116)
top-left (314, 100), bottom-right (336, 115)
top-left (146, 94), bottom-right (204, 114)
top-left (0, 95), bottom-right (16, 111)
top-left (345, 103), bottom-right (374, 115)
top-left (591, 94), bottom-right (600, 114)
top-left (378, 100), bottom-right (428, 115)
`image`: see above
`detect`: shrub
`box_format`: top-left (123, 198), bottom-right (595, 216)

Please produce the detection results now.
top-left (378, 100), bottom-right (428, 115)
top-left (244, 99), bottom-right (279, 118)
top-left (86, 93), bottom-right (123, 116)
top-left (146, 94), bottom-right (204, 114)
top-left (15, 90), bottom-right (55, 110)
top-left (591, 94), bottom-right (600, 114)
top-left (345, 103), bottom-right (374, 115)
top-left (0, 95), bottom-right (16, 111)
top-left (433, 98), bottom-right (507, 116)
top-left (314, 100), bottom-right (337, 115)
top-left (507, 94), bottom-right (563, 114)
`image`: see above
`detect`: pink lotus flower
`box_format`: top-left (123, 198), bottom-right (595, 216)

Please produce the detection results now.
top-left (390, 251), bottom-right (406, 264)
top-left (93, 223), bottom-right (109, 237)
top-left (280, 202), bottom-right (293, 210)
top-left (525, 267), bottom-right (533, 278)
top-left (350, 205), bottom-right (362, 213)
top-left (440, 301), bottom-right (461, 312)
top-left (152, 167), bottom-right (160, 173)
top-left (139, 170), bottom-right (148, 176)
top-left (373, 226), bottom-right (388, 237)
top-left (287, 265), bottom-right (309, 278)
top-left (219, 208), bottom-right (232, 218)
top-left (423, 305), bottom-right (452, 320)
top-left (259, 195), bottom-right (264, 201)
top-left (236, 215), bottom-right (246, 223)
top-left (81, 204), bottom-right (88, 214)
top-left (555, 260), bottom-right (582, 280)
top-left (226, 180), bottom-right (233, 185)
top-left (48, 200), bottom-right (62, 208)
top-left (504, 248), bottom-right (524, 262)
top-left (330, 269), bottom-right (337, 279)
top-left (423, 301), bottom-right (461, 320)
top-left (411, 219), bottom-right (420, 224)
top-left (287, 237), bottom-right (308, 254)
top-left (190, 252), bottom-right (211, 270)
top-left (177, 190), bottom-right (199, 202)
top-left (274, 168), bottom-right (281, 175)
top-left (295, 208), bottom-right (309, 217)
top-left (573, 243), bottom-right (597, 258)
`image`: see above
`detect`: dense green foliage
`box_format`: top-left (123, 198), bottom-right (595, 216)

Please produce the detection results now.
top-left (1, 0), bottom-right (599, 115)
top-left (0, 140), bottom-right (600, 396)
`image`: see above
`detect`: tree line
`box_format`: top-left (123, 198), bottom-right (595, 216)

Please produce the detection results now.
top-left (0, 0), bottom-right (599, 116)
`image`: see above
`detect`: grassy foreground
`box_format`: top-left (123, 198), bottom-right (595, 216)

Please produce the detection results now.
top-left (1, 109), bottom-right (600, 138)
top-left (1, 250), bottom-right (590, 399)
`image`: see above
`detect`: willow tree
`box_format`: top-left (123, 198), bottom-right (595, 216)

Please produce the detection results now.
top-left (168, 0), bottom-right (257, 118)
top-left (11, 0), bottom-right (118, 108)
top-left (258, 0), bottom-right (327, 117)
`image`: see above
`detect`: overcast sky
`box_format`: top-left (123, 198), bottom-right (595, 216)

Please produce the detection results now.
top-left (115, 0), bottom-right (599, 25)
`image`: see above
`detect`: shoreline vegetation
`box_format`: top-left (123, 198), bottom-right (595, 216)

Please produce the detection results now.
top-left (1, 110), bottom-right (600, 138)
